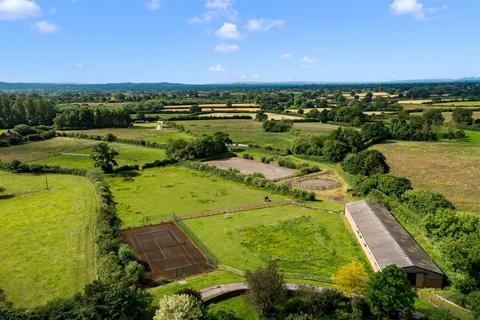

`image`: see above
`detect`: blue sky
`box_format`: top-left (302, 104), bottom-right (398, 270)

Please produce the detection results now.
top-left (0, 0), bottom-right (479, 83)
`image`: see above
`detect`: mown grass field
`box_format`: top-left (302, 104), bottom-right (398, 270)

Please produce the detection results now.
top-left (211, 296), bottom-right (258, 320)
top-left (0, 137), bottom-right (166, 169)
top-left (0, 172), bottom-right (96, 307)
top-left (63, 125), bottom-right (193, 144)
top-left (185, 205), bottom-right (367, 276)
top-left (375, 140), bottom-right (480, 214)
top-left (176, 119), bottom-right (336, 148)
top-left (107, 166), bottom-right (289, 228)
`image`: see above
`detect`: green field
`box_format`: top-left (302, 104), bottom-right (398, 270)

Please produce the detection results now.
top-left (175, 119), bottom-right (336, 148)
top-left (185, 205), bottom-right (367, 276)
top-left (210, 296), bottom-right (258, 320)
top-left (107, 166), bottom-right (289, 228)
top-left (63, 125), bottom-right (193, 144)
top-left (375, 140), bottom-right (480, 214)
top-left (0, 137), bottom-right (166, 169)
top-left (0, 172), bottom-right (96, 307)
top-left (433, 101), bottom-right (480, 107)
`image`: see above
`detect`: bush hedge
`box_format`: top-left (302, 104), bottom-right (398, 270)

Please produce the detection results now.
top-left (179, 160), bottom-right (315, 201)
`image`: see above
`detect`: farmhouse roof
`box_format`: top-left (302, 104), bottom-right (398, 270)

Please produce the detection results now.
top-left (345, 200), bottom-right (443, 275)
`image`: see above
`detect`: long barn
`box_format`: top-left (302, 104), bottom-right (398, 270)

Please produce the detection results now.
top-left (344, 200), bottom-right (444, 288)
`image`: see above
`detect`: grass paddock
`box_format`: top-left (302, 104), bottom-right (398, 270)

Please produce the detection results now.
top-left (0, 172), bottom-right (96, 307)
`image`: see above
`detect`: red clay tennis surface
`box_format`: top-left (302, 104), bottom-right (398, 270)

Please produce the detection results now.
top-left (121, 223), bottom-right (211, 280)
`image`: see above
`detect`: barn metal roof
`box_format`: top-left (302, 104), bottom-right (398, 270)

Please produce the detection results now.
top-left (345, 200), bottom-right (443, 275)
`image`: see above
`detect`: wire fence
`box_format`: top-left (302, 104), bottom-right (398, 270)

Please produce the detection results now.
top-left (174, 200), bottom-right (298, 221)
top-left (174, 216), bottom-right (219, 267)
top-left (217, 264), bottom-right (332, 284)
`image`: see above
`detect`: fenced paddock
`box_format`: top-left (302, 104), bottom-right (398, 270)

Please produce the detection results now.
top-left (121, 223), bottom-right (213, 280)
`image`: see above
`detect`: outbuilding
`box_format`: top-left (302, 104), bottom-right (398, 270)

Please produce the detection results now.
top-left (345, 200), bottom-right (444, 288)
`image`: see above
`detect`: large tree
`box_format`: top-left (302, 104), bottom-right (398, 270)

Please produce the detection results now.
top-left (364, 265), bottom-right (416, 319)
top-left (246, 261), bottom-right (286, 317)
top-left (91, 142), bottom-right (119, 173)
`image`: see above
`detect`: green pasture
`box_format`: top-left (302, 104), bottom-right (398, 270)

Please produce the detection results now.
top-left (62, 125), bottom-right (193, 144)
top-left (107, 166), bottom-right (289, 228)
top-left (30, 142), bottom-right (166, 169)
top-left (211, 296), bottom-right (258, 320)
top-left (184, 205), bottom-right (367, 276)
top-left (0, 172), bottom-right (96, 307)
top-left (176, 119), bottom-right (336, 148)
top-left (0, 137), bottom-right (166, 169)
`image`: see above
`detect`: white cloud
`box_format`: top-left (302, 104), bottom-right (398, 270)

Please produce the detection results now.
top-left (215, 22), bottom-right (241, 39)
top-left (214, 43), bottom-right (239, 53)
top-left (426, 5), bottom-right (448, 14)
top-left (145, 0), bottom-right (160, 10)
top-left (245, 19), bottom-right (285, 32)
top-left (35, 20), bottom-right (58, 33)
top-left (75, 62), bottom-right (84, 69)
top-left (209, 64), bottom-right (226, 72)
top-left (0, 0), bottom-right (40, 20)
top-left (281, 53), bottom-right (292, 59)
top-left (390, 0), bottom-right (425, 20)
top-left (300, 56), bottom-right (316, 68)
top-left (189, 0), bottom-right (237, 24)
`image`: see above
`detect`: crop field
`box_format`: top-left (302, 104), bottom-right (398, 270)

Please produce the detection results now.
top-left (0, 137), bottom-right (166, 169)
top-left (107, 166), bottom-right (289, 228)
top-left (0, 172), bottom-right (96, 307)
top-left (185, 205), bottom-right (367, 276)
top-left (204, 157), bottom-right (298, 181)
top-left (374, 141), bottom-right (480, 214)
top-left (398, 99), bottom-right (433, 104)
top-left (265, 112), bottom-right (304, 120)
top-left (198, 112), bottom-right (254, 118)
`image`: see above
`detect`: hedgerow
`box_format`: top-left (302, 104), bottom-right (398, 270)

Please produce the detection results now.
top-left (58, 131), bottom-right (166, 149)
top-left (179, 160), bottom-right (315, 201)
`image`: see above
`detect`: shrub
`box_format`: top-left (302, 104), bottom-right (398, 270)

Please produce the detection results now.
top-left (322, 139), bottom-right (349, 163)
top-left (242, 153), bottom-right (254, 160)
top-left (357, 175), bottom-right (412, 199)
top-left (402, 190), bottom-right (454, 215)
top-left (14, 124), bottom-right (37, 136)
top-left (154, 294), bottom-right (203, 320)
top-left (341, 149), bottom-right (389, 176)
top-left (361, 122), bottom-right (390, 144)
top-left (329, 128), bottom-right (365, 153)
top-left (207, 305), bottom-right (241, 320)
top-left (166, 133), bottom-right (231, 160)
top-left (262, 120), bottom-right (293, 132)
top-left (292, 135), bottom-right (326, 156)
top-left (277, 157), bottom-right (297, 169)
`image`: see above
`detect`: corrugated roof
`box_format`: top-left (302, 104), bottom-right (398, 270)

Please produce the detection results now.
top-left (345, 200), bottom-right (443, 275)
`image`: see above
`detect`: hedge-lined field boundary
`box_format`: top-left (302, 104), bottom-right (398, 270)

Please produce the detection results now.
top-left (58, 131), bottom-right (167, 149)
top-left (179, 160), bottom-right (315, 201)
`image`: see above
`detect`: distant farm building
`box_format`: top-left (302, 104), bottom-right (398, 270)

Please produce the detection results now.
top-left (344, 200), bottom-right (444, 288)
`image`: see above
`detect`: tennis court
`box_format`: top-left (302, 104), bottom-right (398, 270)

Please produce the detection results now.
top-left (121, 223), bottom-right (212, 280)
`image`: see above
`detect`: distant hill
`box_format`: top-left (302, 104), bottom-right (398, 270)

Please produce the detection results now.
top-left (0, 78), bottom-right (479, 92)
